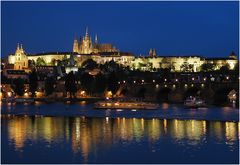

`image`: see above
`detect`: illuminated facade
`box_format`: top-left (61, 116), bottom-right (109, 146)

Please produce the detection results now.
top-left (132, 55), bottom-right (205, 72)
top-left (8, 44), bottom-right (28, 70)
top-left (7, 31), bottom-right (238, 72)
top-left (73, 28), bottom-right (118, 54)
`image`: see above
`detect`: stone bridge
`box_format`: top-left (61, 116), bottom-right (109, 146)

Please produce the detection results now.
top-left (120, 82), bottom-right (239, 103)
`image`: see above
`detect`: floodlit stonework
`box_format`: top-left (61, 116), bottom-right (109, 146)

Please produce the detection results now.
top-left (7, 29), bottom-right (238, 72)
top-left (73, 27), bottom-right (118, 54)
top-left (8, 44), bottom-right (28, 70)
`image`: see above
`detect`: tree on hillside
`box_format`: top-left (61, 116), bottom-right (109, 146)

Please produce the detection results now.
top-left (94, 73), bottom-right (107, 94)
top-left (65, 71), bottom-right (77, 98)
top-left (28, 60), bottom-right (35, 68)
top-left (180, 62), bottom-right (194, 72)
top-left (11, 78), bottom-right (25, 96)
top-left (82, 59), bottom-right (98, 70)
top-left (29, 70), bottom-right (38, 97)
top-left (136, 87), bottom-right (146, 99)
top-left (51, 58), bottom-right (57, 66)
top-left (45, 76), bottom-right (56, 96)
top-left (36, 57), bottom-right (47, 66)
top-left (200, 63), bottom-right (216, 72)
top-left (219, 64), bottom-right (230, 73)
top-left (80, 72), bottom-right (94, 94)
top-left (107, 72), bottom-right (119, 95)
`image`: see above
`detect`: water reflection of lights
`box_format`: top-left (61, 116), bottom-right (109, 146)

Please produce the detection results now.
top-left (163, 119), bottom-right (167, 133)
top-left (173, 119), bottom-right (207, 145)
top-left (238, 122), bottom-right (240, 139)
top-left (106, 117), bottom-right (109, 123)
top-left (225, 122), bottom-right (237, 142)
top-left (79, 101), bottom-right (86, 105)
top-left (162, 103), bottom-right (169, 110)
top-left (66, 101), bottom-right (71, 104)
top-left (4, 116), bottom-right (239, 161)
top-left (212, 122), bottom-right (223, 140)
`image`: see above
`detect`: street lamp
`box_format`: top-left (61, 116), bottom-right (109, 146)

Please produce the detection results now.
top-left (7, 92), bottom-right (12, 97)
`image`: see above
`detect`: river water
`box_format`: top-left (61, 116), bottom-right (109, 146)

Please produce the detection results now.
top-left (1, 102), bottom-right (239, 163)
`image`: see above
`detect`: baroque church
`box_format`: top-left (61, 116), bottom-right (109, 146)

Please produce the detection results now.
top-left (8, 43), bottom-right (28, 70)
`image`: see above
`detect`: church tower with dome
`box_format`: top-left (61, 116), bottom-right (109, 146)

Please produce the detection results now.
top-left (8, 43), bottom-right (28, 70)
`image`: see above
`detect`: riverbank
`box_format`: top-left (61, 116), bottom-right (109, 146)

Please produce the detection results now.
top-left (1, 96), bottom-right (237, 107)
top-left (1, 102), bottom-right (239, 122)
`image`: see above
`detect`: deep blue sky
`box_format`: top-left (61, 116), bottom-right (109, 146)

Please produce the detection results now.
top-left (1, 1), bottom-right (239, 57)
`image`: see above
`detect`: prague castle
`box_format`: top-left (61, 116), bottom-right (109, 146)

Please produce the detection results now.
top-left (73, 27), bottom-right (118, 54)
top-left (7, 28), bottom-right (238, 73)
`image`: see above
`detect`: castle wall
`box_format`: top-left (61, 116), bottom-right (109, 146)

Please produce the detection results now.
top-left (28, 54), bottom-right (71, 64)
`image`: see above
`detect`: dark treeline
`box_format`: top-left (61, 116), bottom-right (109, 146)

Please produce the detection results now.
top-left (1, 59), bottom-right (239, 105)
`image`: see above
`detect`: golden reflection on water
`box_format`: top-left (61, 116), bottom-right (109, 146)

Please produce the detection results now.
top-left (8, 117), bottom-right (29, 150)
top-left (212, 121), bottom-right (224, 140)
top-left (225, 122), bottom-right (237, 142)
top-left (5, 116), bottom-right (239, 161)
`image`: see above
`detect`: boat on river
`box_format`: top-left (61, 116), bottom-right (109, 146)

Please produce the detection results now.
top-left (184, 96), bottom-right (206, 108)
top-left (2, 97), bottom-right (34, 103)
top-left (94, 98), bottom-right (159, 110)
top-left (15, 98), bottom-right (34, 103)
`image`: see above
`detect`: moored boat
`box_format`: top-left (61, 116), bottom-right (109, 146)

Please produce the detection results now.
top-left (15, 98), bottom-right (34, 103)
top-left (94, 98), bottom-right (159, 110)
top-left (184, 96), bottom-right (206, 108)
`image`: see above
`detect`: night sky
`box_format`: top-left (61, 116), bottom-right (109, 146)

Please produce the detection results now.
top-left (1, 1), bottom-right (239, 58)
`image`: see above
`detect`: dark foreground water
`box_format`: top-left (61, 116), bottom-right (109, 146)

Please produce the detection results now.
top-left (1, 102), bottom-right (239, 163)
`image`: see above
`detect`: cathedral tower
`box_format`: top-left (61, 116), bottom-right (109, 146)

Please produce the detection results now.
top-left (81, 27), bottom-right (93, 54)
top-left (73, 37), bottom-right (79, 53)
top-left (153, 49), bottom-right (157, 57)
top-left (149, 48), bottom-right (153, 57)
top-left (95, 34), bottom-right (98, 44)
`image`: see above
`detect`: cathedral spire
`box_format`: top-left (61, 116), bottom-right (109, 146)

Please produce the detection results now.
top-left (17, 43), bottom-right (20, 50)
top-left (153, 49), bottom-right (157, 57)
top-left (85, 27), bottom-right (89, 39)
top-left (73, 36), bottom-right (79, 53)
top-left (149, 48), bottom-right (153, 57)
top-left (95, 34), bottom-right (98, 44)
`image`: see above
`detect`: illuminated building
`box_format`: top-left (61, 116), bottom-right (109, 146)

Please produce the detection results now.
top-left (8, 44), bottom-right (28, 70)
top-left (73, 27), bottom-right (118, 54)
top-left (7, 28), bottom-right (238, 72)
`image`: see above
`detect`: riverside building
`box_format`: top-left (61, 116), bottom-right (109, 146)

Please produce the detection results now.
top-left (7, 28), bottom-right (238, 72)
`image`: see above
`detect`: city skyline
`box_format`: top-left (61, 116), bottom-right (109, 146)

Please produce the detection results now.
top-left (2, 1), bottom-right (239, 57)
